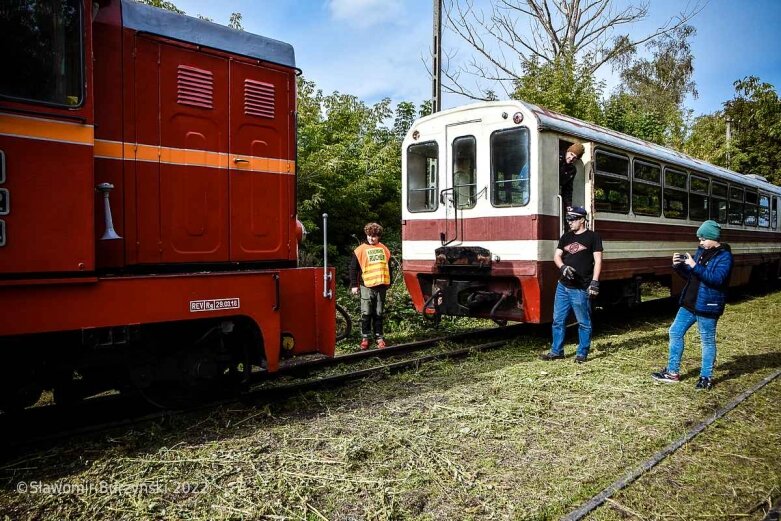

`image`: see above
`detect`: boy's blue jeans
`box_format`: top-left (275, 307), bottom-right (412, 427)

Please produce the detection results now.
top-left (551, 282), bottom-right (592, 357)
top-left (667, 307), bottom-right (718, 378)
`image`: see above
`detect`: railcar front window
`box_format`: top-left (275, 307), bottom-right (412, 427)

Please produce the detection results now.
top-left (490, 127), bottom-right (530, 207)
top-left (0, 0), bottom-right (83, 106)
top-left (594, 151), bottom-right (629, 214)
top-left (632, 160), bottom-right (661, 217)
top-left (663, 168), bottom-right (688, 219)
top-left (406, 141), bottom-right (439, 212)
top-left (452, 136), bottom-right (477, 209)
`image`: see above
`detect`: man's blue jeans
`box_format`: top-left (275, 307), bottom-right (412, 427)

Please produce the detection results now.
top-left (667, 307), bottom-right (718, 378)
top-left (551, 282), bottom-right (592, 357)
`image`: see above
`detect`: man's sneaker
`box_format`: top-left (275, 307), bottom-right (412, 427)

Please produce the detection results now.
top-left (651, 369), bottom-right (680, 383)
top-left (695, 377), bottom-right (713, 390)
top-left (539, 352), bottom-right (565, 361)
top-left (360, 338), bottom-right (370, 350)
top-left (574, 355), bottom-right (587, 364)
top-left (376, 338), bottom-right (387, 349)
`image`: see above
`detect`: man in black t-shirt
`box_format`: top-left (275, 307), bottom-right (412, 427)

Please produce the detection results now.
top-left (540, 206), bottom-right (603, 363)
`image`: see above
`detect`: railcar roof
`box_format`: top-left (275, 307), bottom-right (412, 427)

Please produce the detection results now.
top-left (121, 0), bottom-right (296, 69)
top-left (413, 100), bottom-right (781, 194)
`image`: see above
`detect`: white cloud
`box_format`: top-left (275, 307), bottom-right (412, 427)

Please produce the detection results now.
top-left (327, 0), bottom-right (404, 29)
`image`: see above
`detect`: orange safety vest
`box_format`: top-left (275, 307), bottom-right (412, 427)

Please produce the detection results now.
top-left (354, 243), bottom-right (391, 287)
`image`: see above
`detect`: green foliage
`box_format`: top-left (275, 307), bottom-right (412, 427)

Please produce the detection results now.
top-left (685, 76), bottom-right (781, 185)
top-left (511, 53), bottom-right (604, 123)
top-left (135, 0), bottom-right (184, 14)
top-left (603, 26), bottom-right (696, 148)
top-left (296, 77), bottom-right (428, 271)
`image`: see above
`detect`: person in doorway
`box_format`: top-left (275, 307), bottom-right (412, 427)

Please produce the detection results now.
top-left (350, 222), bottom-right (393, 350)
top-left (652, 220), bottom-right (733, 390)
top-left (560, 143), bottom-right (585, 209)
top-left (540, 206), bottom-right (603, 363)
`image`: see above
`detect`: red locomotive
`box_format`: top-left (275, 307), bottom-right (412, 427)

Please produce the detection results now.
top-left (0, 0), bottom-right (335, 411)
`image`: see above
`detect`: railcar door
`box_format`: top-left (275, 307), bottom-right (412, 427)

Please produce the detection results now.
top-left (228, 61), bottom-right (294, 262)
top-left (442, 120), bottom-right (482, 245)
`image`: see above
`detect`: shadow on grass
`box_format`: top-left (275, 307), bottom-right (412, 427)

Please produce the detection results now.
top-left (678, 351), bottom-right (781, 384)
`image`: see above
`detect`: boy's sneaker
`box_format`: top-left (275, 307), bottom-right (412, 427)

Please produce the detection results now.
top-left (539, 352), bottom-right (565, 361)
top-left (360, 338), bottom-right (370, 350)
top-left (574, 355), bottom-right (587, 364)
top-left (376, 338), bottom-right (387, 349)
top-left (695, 377), bottom-right (713, 390)
top-left (651, 368), bottom-right (680, 383)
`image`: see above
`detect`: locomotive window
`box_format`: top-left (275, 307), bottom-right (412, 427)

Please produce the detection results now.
top-left (663, 168), bottom-right (687, 220)
top-left (452, 136), bottom-right (477, 209)
top-left (490, 127), bottom-right (530, 207)
top-left (594, 150), bottom-right (629, 214)
top-left (758, 194), bottom-right (770, 228)
top-left (744, 190), bottom-right (758, 227)
top-left (632, 160), bottom-right (661, 217)
top-left (0, 0), bottom-right (83, 107)
top-left (689, 175), bottom-right (709, 221)
top-left (728, 186), bottom-right (745, 225)
top-left (710, 181), bottom-right (728, 223)
top-left (406, 141), bottom-right (439, 212)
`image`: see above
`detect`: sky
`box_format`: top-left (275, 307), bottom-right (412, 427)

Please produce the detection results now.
top-left (170, 0), bottom-right (781, 117)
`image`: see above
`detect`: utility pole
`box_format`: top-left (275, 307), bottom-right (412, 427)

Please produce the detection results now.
top-left (725, 116), bottom-right (733, 170)
top-left (432, 0), bottom-right (442, 113)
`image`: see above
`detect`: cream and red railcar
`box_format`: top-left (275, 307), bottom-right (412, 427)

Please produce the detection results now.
top-left (0, 1), bottom-right (335, 411)
top-left (401, 101), bottom-right (781, 324)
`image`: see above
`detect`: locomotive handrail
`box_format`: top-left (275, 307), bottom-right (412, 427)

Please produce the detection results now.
top-left (439, 187), bottom-right (459, 246)
top-left (322, 213), bottom-right (332, 299)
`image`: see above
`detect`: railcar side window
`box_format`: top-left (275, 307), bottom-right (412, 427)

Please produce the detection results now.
top-left (632, 160), bottom-right (661, 217)
top-left (772, 197), bottom-right (778, 230)
top-left (744, 190), bottom-right (758, 227)
top-left (406, 141), bottom-right (439, 212)
top-left (728, 186), bottom-right (745, 225)
top-left (711, 181), bottom-right (728, 223)
top-left (594, 151), bottom-right (629, 214)
top-left (690, 175), bottom-right (709, 221)
top-left (663, 168), bottom-right (688, 219)
top-left (490, 127), bottom-right (530, 207)
top-left (452, 137), bottom-right (477, 209)
top-left (758, 194), bottom-right (771, 228)
top-left (0, 0), bottom-right (83, 106)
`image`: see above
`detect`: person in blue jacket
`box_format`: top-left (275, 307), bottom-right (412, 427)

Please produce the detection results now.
top-left (652, 220), bottom-right (733, 390)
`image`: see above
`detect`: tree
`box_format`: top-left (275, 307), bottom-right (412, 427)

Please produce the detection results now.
top-left (603, 25), bottom-right (697, 147)
top-left (442, 0), bottom-right (701, 102)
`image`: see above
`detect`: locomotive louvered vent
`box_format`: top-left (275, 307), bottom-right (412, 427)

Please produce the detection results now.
top-left (177, 65), bottom-right (214, 109)
top-left (244, 80), bottom-right (275, 118)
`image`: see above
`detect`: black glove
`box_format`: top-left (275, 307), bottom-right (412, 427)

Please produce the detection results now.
top-left (560, 265), bottom-right (576, 281)
top-left (588, 280), bottom-right (600, 297)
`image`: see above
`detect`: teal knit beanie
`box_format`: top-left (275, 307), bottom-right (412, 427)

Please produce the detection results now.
top-left (696, 220), bottom-right (721, 240)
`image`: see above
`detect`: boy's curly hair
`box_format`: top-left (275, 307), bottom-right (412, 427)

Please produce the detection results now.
top-left (364, 222), bottom-right (383, 237)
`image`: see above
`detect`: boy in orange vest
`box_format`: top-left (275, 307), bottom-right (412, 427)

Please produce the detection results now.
top-left (350, 222), bottom-right (393, 350)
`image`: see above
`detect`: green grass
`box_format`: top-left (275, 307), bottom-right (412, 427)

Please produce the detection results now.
top-left (1, 290), bottom-right (779, 520)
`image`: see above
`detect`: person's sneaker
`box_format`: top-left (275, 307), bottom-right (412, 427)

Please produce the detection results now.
top-left (651, 368), bottom-right (680, 383)
top-left (695, 377), bottom-right (713, 390)
top-left (376, 338), bottom-right (387, 349)
top-left (539, 352), bottom-right (565, 361)
top-left (574, 355), bottom-right (587, 364)
top-left (360, 338), bottom-right (370, 350)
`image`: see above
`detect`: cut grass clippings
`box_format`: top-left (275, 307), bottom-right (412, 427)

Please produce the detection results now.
top-left (1, 290), bottom-right (780, 520)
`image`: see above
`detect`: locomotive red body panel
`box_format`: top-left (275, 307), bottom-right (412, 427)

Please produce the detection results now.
top-left (0, 0), bottom-right (335, 410)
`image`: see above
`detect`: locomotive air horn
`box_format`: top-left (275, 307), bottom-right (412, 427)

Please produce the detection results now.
top-left (96, 182), bottom-right (122, 240)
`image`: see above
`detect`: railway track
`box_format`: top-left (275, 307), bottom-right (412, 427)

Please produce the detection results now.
top-left (0, 324), bottom-right (532, 454)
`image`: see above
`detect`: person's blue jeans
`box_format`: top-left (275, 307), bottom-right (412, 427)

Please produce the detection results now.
top-left (667, 307), bottom-right (718, 378)
top-left (551, 282), bottom-right (592, 357)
